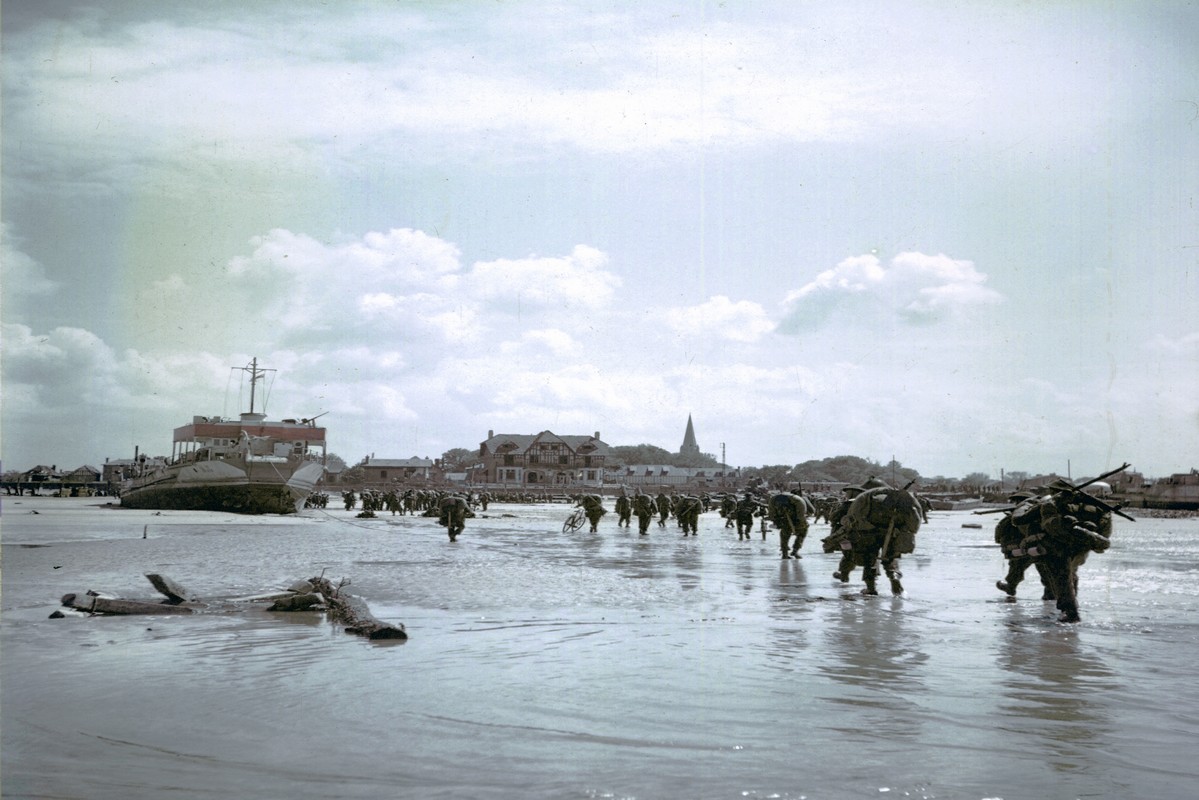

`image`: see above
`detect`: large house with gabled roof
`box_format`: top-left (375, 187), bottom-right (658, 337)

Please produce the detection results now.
top-left (478, 430), bottom-right (610, 487)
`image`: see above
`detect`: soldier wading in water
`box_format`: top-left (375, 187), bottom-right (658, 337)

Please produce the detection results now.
top-left (822, 478), bottom-right (923, 596)
top-left (768, 491), bottom-right (814, 559)
top-left (992, 464), bottom-right (1130, 622)
top-left (439, 494), bottom-right (471, 542)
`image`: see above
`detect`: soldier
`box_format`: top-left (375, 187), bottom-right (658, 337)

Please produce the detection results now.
top-left (676, 495), bottom-right (702, 536)
top-left (719, 494), bottom-right (737, 527)
top-left (632, 492), bottom-right (656, 535)
top-left (655, 491), bottom-right (671, 528)
top-left (993, 490), bottom-right (1054, 600)
top-left (615, 487), bottom-right (633, 528)
top-left (1007, 477), bottom-right (1124, 622)
top-left (439, 494), bottom-right (471, 542)
top-left (734, 491), bottom-right (759, 541)
top-left (769, 491), bottom-right (814, 559)
top-left (825, 478), bottom-right (922, 596)
top-left (343, 490), bottom-right (357, 511)
top-left (577, 493), bottom-right (607, 533)
top-left (825, 485), bottom-right (863, 582)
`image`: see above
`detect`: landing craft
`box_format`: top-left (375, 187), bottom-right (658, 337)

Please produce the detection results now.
top-left (120, 359), bottom-right (327, 514)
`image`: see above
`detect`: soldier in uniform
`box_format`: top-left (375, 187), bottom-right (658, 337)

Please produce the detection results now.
top-left (577, 493), bottom-right (607, 533)
top-left (1007, 478), bottom-right (1122, 622)
top-left (824, 478), bottom-right (921, 596)
top-left (615, 487), bottom-right (632, 528)
top-left (632, 492), bottom-right (656, 535)
top-left (676, 495), bottom-right (703, 536)
top-left (719, 494), bottom-right (737, 528)
top-left (439, 494), bottom-right (470, 542)
top-left (655, 491), bottom-right (671, 528)
top-left (769, 491), bottom-right (814, 559)
top-left (825, 485), bottom-right (863, 582)
top-left (993, 490), bottom-right (1054, 600)
top-left (734, 491), bottom-right (759, 541)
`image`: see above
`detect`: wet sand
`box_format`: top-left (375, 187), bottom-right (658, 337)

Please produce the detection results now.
top-left (3, 496), bottom-right (1198, 799)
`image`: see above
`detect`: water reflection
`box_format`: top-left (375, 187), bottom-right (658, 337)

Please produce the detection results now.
top-left (995, 608), bottom-right (1117, 773)
top-left (812, 601), bottom-right (930, 740)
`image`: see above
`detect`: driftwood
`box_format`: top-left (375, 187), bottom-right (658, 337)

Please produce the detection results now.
top-left (309, 576), bottom-right (408, 640)
top-left (53, 573), bottom-right (408, 640)
top-left (267, 593), bottom-right (323, 612)
top-left (60, 592), bottom-right (195, 615)
top-left (146, 573), bottom-right (193, 603)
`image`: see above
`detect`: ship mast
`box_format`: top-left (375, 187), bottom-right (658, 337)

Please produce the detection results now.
top-left (242, 357), bottom-right (276, 415)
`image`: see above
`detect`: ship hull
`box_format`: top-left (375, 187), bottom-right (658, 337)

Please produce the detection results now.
top-left (121, 461), bottom-right (324, 515)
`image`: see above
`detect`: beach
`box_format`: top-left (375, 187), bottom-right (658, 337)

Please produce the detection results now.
top-left (3, 495), bottom-right (1198, 800)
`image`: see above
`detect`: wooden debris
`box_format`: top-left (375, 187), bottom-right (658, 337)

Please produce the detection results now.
top-left (267, 593), bottom-right (324, 612)
top-left (145, 573), bottom-right (193, 603)
top-left (51, 573), bottom-right (408, 639)
top-left (309, 576), bottom-right (408, 640)
top-left (60, 592), bottom-right (195, 615)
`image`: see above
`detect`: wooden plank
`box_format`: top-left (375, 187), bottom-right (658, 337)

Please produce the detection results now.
top-left (145, 573), bottom-right (193, 602)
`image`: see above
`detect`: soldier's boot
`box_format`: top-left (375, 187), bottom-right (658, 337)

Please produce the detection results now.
top-left (861, 580), bottom-right (879, 596)
top-left (833, 571), bottom-right (845, 581)
top-left (889, 576), bottom-right (904, 595)
top-left (996, 580), bottom-right (1016, 596)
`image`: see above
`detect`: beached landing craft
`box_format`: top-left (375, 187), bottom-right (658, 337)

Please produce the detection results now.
top-left (119, 359), bottom-right (327, 514)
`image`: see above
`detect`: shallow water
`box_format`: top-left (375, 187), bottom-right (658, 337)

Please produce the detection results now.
top-left (3, 496), bottom-right (1198, 799)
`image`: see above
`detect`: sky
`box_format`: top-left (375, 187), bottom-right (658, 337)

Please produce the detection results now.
top-left (2, 0), bottom-right (1197, 480)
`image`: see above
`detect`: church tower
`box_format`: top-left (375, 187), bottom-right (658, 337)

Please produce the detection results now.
top-left (679, 414), bottom-right (701, 457)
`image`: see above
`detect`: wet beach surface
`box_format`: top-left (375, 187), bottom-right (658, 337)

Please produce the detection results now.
top-left (3, 496), bottom-right (1198, 799)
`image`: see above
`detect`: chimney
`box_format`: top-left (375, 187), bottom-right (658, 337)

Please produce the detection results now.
top-left (488, 429), bottom-right (494, 439)
top-left (594, 431), bottom-right (601, 440)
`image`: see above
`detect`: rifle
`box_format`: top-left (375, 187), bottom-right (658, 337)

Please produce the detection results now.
top-left (973, 463), bottom-right (1134, 520)
top-left (1050, 463), bottom-right (1135, 522)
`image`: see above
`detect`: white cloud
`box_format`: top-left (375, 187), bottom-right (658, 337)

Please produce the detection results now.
top-left (1146, 331), bottom-right (1199, 356)
top-left (468, 246), bottom-right (621, 313)
top-left (665, 296), bottom-right (773, 343)
top-left (0, 225), bottom-right (59, 302)
top-left (779, 252), bottom-right (1003, 332)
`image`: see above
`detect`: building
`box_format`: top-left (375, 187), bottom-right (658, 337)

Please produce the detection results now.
top-left (62, 465), bottom-right (101, 485)
top-left (102, 458), bottom-right (138, 485)
top-left (680, 414), bottom-right (700, 457)
top-left (478, 430), bottom-right (610, 487)
top-left (609, 463), bottom-right (738, 489)
top-left (361, 456), bottom-right (435, 483)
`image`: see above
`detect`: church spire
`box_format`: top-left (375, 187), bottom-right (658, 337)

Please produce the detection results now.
top-left (680, 414), bottom-right (700, 456)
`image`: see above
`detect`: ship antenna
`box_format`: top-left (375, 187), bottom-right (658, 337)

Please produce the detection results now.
top-left (249, 357), bottom-right (259, 414)
top-left (241, 357), bottom-right (276, 415)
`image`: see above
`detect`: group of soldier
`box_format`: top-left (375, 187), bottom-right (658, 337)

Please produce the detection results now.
top-left (570, 472), bottom-right (1123, 622)
top-left (316, 466), bottom-right (1126, 622)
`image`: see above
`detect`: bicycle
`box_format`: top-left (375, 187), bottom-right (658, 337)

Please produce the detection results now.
top-left (562, 507), bottom-right (587, 533)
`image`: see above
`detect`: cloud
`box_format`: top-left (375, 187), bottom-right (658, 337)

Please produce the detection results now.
top-left (778, 252), bottom-right (1003, 332)
top-left (0, 224), bottom-right (59, 303)
top-left (468, 246), bottom-right (622, 314)
top-left (4, 0), bottom-right (1126, 202)
top-left (664, 296), bottom-right (773, 343)
top-left (1146, 331), bottom-right (1199, 356)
